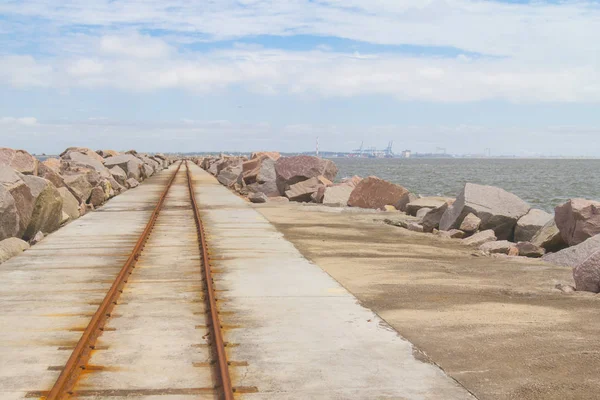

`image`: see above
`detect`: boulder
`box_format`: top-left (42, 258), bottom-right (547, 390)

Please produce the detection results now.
top-left (530, 219), bottom-right (566, 252)
top-left (285, 177), bottom-right (322, 202)
top-left (543, 234), bottom-right (600, 267)
top-left (435, 229), bottom-right (465, 239)
top-left (107, 176), bottom-right (124, 196)
top-left (249, 192), bottom-right (268, 204)
top-left (573, 250), bottom-right (600, 293)
top-left (439, 183), bottom-right (530, 240)
top-left (323, 185), bottom-right (354, 207)
top-left (0, 185), bottom-right (19, 241)
top-left (421, 202), bottom-right (451, 233)
top-left (110, 166), bottom-right (127, 186)
top-left (30, 231), bottom-right (44, 245)
top-left (340, 176), bottom-right (362, 188)
top-left (57, 187), bottom-right (80, 221)
top-left (347, 176), bottom-right (409, 210)
top-left (60, 147), bottom-right (105, 164)
top-left (459, 213), bottom-right (481, 234)
top-left (516, 241), bottom-right (545, 258)
top-left (416, 207), bottom-right (432, 219)
top-left (216, 157), bottom-right (244, 176)
top-left (141, 163), bottom-right (154, 179)
top-left (104, 154), bottom-right (144, 181)
top-left (479, 240), bottom-right (515, 255)
top-left (244, 158), bottom-right (278, 196)
top-left (275, 155), bottom-right (338, 192)
top-left (406, 197), bottom-right (453, 216)
top-left (63, 151), bottom-right (110, 177)
top-left (21, 175), bottom-right (63, 240)
top-left (217, 165), bottom-right (242, 188)
top-left (555, 198), bottom-right (600, 246)
top-left (250, 151), bottom-right (281, 160)
top-left (515, 209), bottom-right (553, 242)
top-left (0, 148), bottom-right (38, 175)
top-left (97, 149), bottom-right (120, 158)
top-left (63, 174), bottom-right (93, 203)
top-left (463, 229), bottom-right (497, 246)
top-left (395, 192), bottom-right (419, 212)
top-left (89, 186), bottom-right (105, 207)
top-left (311, 186), bottom-right (326, 204)
top-left (0, 237), bottom-right (29, 264)
top-left (126, 178), bottom-right (140, 189)
top-left (37, 162), bottom-right (66, 189)
top-left (0, 166), bottom-right (34, 238)
top-left (42, 157), bottom-right (61, 172)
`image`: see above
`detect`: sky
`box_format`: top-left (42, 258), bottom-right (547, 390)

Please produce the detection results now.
top-left (1, 0), bottom-right (600, 156)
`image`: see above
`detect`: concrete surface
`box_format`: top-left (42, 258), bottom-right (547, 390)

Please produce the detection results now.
top-left (189, 163), bottom-right (475, 400)
top-left (0, 164), bottom-right (178, 400)
top-left (256, 202), bottom-right (600, 400)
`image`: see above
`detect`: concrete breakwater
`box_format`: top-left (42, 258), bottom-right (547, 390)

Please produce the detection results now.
top-left (0, 147), bottom-right (176, 263)
top-left (197, 152), bottom-right (600, 293)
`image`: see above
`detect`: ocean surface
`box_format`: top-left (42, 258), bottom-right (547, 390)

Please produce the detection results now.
top-left (330, 158), bottom-right (600, 213)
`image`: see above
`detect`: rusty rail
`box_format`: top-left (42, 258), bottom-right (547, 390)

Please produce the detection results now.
top-left (45, 162), bottom-right (182, 400)
top-left (185, 161), bottom-right (235, 400)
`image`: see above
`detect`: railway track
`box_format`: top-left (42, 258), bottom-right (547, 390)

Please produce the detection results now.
top-left (40, 161), bottom-right (235, 400)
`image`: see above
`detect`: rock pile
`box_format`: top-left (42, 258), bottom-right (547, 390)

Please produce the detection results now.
top-left (199, 152), bottom-right (600, 293)
top-left (0, 147), bottom-right (173, 264)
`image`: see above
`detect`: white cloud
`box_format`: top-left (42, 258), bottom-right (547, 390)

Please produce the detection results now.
top-left (0, 1), bottom-right (599, 103)
top-left (0, 117), bottom-right (38, 126)
top-left (1, 46), bottom-right (598, 103)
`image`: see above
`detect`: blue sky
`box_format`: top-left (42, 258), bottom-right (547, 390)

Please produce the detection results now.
top-left (1, 0), bottom-right (600, 156)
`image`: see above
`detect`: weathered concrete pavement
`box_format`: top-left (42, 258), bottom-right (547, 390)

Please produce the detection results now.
top-left (0, 161), bottom-right (475, 400)
top-left (189, 163), bottom-right (474, 399)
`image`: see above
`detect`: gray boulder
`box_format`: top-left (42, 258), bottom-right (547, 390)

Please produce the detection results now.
top-left (104, 154), bottom-right (144, 181)
top-left (416, 207), bottom-right (432, 219)
top-left (406, 197), bottom-right (453, 216)
top-left (244, 158), bottom-right (279, 197)
top-left (395, 192), bottom-right (419, 212)
top-left (479, 240), bottom-right (515, 255)
top-left (285, 177), bottom-right (322, 202)
top-left (64, 151), bottom-right (110, 177)
top-left (249, 192), bottom-right (268, 204)
top-left (440, 183), bottom-right (530, 240)
top-left (57, 187), bottom-right (80, 221)
top-left (21, 175), bottom-right (63, 240)
top-left (421, 202), bottom-right (451, 233)
top-left (530, 219), bottom-right (566, 252)
top-left (217, 165), bottom-right (242, 188)
top-left (63, 174), bottom-right (93, 203)
top-left (110, 166), bottom-right (127, 186)
top-left (0, 185), bottom-right (19, 241)
top-left (463, 229), bottom-right (497, 246)
top-left (555, 199), bottom-right (600, 246)
top-left (0, 237), bottom-right (29, 264)
top-left (0, 166), bottom-right (34, 238)
top-left (573, 250), bottom-right (600, 293)
top-left (323, 185), bottom-right (354, 207)
top-left (516, 241), bottom-right (545, 258)
top-left (126, 178), bottom-right (140, 189)
top-left (515, 209), bottom-right (553, 242)
top-left (459, 213), bottom-right (481, 233)
top-left (543, 234), bottom-right (600, 267)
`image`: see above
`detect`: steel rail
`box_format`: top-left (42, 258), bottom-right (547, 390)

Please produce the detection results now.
top-left (45, 161), bottom-right (183, 400)
top-left (185, 161), bottom-right (235, 400)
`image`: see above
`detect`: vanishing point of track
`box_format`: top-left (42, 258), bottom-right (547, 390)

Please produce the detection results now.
top-left (44, 161), bottom-right (234, 400)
